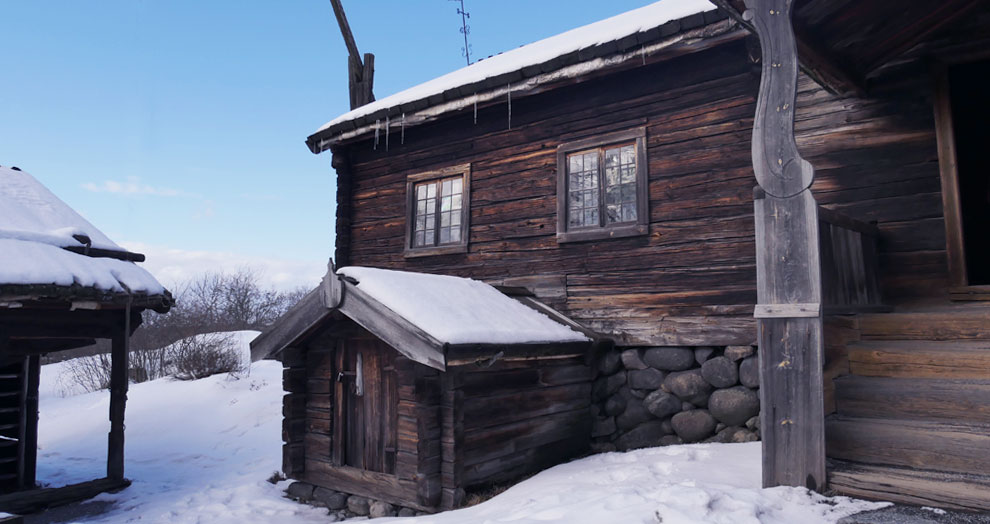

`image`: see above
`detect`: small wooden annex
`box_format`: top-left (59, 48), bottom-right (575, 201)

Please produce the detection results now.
top-left (0, 165), bottom-right (172, 514)
top-left (251, 264), bottom-right (601, 511)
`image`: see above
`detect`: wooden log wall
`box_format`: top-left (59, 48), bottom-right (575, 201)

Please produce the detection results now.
top-left (285, 323), bottom-right (444, 511)
top-left (447, 356), bottom-right (591, 501)
top-left (334, 39), bottom-right (948, 348)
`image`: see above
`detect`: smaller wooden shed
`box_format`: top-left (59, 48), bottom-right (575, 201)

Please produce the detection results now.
top-left (251, 264), bottom-right (602, 511)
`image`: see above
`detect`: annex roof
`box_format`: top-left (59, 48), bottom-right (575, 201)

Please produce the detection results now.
top-left (0, 165), bottom-right (171, 310)
top-left (251, 264), bottom-right (595, 370)
top-left (307, 0), bottom-right (730, 152)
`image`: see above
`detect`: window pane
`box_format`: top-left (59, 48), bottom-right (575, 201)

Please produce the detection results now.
top-left (440, 228), bottom-right (450, 244)
top-left (623, 203), bottom-right (637, 222)
top-left (427, 184), bottom-right (437, 198)
top-left (605, 148), bottom-right (620, 168)
top-left (621, 166), bottom-right (636, 184)
top-left (606, 205), bottom-right (620, 223)
top-left (450, 228), bottom-right (461, 242)
top-left (414, 230), bottom-right (425, 246)
top-left (621, 145), bottom-right (635, 165)
top-left (451, 194), bottom-right (462, 210)
top-left (452, 178), bottom-right (462, 194)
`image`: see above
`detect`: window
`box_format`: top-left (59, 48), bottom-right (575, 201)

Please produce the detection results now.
top-left (404, 164), bottom-right (471, 257)
top-left (556, 128), bottom-right (648, 242)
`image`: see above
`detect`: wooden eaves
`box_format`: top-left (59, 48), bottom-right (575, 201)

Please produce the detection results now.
top-left (305, 9), bottom-right (740, 153)
top-left (250, 264), bottom-right (598, 370)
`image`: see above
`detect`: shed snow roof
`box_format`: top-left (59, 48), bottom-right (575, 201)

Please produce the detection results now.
top-left (307, 0), bottom-right (726, 152)
top-left (338, 266), bottom-right (588, 345)
top-left (0, 166), bottom-right (169, 304)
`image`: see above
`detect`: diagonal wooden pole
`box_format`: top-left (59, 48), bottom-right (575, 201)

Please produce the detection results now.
top-left (743, 0), bottom-right (826, 491)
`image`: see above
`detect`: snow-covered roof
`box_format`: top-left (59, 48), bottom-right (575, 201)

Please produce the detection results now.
top-left (338, 266), bottom-right (588, 345)
top-left (307, 0), bottom-right (726, 152)
top-left (0, 165), bottom-right (169, 303)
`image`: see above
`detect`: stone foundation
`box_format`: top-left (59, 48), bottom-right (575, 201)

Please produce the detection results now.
top-left (284, 481), bottom-right (429, 520)
top-left (592, 345), bottom-right (761, 451)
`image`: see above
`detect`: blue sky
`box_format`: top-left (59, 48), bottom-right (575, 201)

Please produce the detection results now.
top-left (1, 0), bottom-right (661, 289)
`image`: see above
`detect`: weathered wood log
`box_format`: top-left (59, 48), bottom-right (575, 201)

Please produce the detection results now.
top-left (0, 477), bottom-right (130, 514)
top-left (107, 310), bottom-right (129, 481)
top-left (745, 0), bottom-right (825, 491)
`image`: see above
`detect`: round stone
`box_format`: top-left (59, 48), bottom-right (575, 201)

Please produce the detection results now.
top-left (671, 410), bottom-right (717, 442)
top-left (398, 508), bottom-right (417, 517)
top-left (701, 356), bottom-right (739, 388)
top-left (643, 390), bottom-right (681, 419)
top-left (659, 434), bottom-right (683, 446)
top-left (604, 393), bottom-right (627, 416)
top-left (598, 351), bottom-right (622, 375)
top-left (592, 416), bottom-right (616, 438)
top-left (694, 347), bottom-right (716, 365)
top-left (739, 356), bottom-right (760, 388)
top-left (628, 368), bottom-right (665, 390)
top-left (616, 402), bottom-right (655, 430)
top-left (643, 347), bottom-right (695, 371)
top-left (313, 487), bottom-right (348, 510)
top-left (621, 349), bottom-right (649, 370)
top-left (347, 495), bottom-right (370, 516)
top-left (593, 371), bottom-right (626, 400)
top-left (663, 369), bottom-right (713, 405)
top-left (708, 386), bottom-right (760, 426)
top-left (370, 500), bottom-right (396, 518)
top-left (286, 481), bottom-right (314, 501)
top-left (615, 421), bottom-right (668, 451)
top-left (724, 345), bottom-right (755, 361)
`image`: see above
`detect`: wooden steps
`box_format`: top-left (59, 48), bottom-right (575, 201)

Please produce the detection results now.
top-left (858, 309), bottom-right (990, 340)
top-left (847, 340), bottom-right (990, 379)
top-left (825, 416), bottom-right (990, 476)
top-left (834, 375), bottom-right (990, 423)
top-left (828, 459), bottom-right (990, 512)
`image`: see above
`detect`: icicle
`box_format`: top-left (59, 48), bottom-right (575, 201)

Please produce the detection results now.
top-left (401, 113), bottom-right (406, 145)
top-left (385, 113), bottom-right (390, 151)
top-left (473, 95), bottom-right (478, 125)
top-left (507, 84), bottom-right (512, 130)
top-left (641, 45), bottom-right (646, 66)
top-left (374, 119), bottom-right (380, 150)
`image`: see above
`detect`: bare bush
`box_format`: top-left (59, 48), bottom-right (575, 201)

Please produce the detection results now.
top-left (61, 267), bottom-right (308, 392)
top-left (62, 353), bottom-right (113, 394)
top-left (169, 332), bottom-right (243, 381)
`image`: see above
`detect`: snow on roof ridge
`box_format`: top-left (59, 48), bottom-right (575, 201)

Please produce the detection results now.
top-left (336, 266), bottom-right (589, 345)
top-left (314, 0), bottom-right (716, 134)
top-left (0, 165), bottom-right (167, 296)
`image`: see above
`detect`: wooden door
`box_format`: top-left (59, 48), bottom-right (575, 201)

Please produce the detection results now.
top-left (333, 337), bottom-right (398, 474)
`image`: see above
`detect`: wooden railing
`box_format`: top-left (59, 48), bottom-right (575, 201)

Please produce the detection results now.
top-left (818, 207), bottom-right (885, 314)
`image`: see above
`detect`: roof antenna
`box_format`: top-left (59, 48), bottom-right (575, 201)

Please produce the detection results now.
top-left (329, 0), bottom-right (375, 109)
top-left (450, 0), bottom-right (472, 66)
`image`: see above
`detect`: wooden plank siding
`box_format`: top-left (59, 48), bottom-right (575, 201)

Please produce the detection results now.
top-left (334, 41), bottom-right (947, 347)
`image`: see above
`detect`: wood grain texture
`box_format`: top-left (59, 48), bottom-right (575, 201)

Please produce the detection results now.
top-left (847, 341), bottom-right (990, 379)
top-left (834, 375), bottom-right (990, 424)
top-left (828, 459), bottom-right (990, 512)
top-left (826, 416), bottom-right (990, 476)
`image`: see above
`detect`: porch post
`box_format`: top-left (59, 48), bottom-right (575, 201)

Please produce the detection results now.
top-left (107, 309), bottom-right (130, 481)
top-left (744, 0), bottom-right (826, 490)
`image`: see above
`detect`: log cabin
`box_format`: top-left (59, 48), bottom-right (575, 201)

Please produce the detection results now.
top-left (0, 165), bottom-right (173, 514)
top-left (258, 0), bottom-right (990, 513)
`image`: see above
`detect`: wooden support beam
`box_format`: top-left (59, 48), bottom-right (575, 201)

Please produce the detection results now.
top-left (22, 355), bottom-right (40, 489)
top-left (107, 309), bottom-right (129, 481)
top-left (744, 0), bottom-right (826, 491)
top-left (710, 0), bottom-right (864, 96)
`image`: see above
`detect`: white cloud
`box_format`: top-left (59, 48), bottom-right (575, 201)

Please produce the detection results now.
top-left (120, 241), bottom-right (327, 292)
top-left (81, 176), bottom-right (195, 198)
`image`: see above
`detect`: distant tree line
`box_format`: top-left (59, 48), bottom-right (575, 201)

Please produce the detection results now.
top-left (48, 268), bottom-right (308, 392)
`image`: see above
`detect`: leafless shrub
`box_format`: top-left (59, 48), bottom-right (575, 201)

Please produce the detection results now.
top-left (169, 332), bottom-right (243, 381)
top-left (62, 353), bottom-right (113, 393)
top-left (62, 267), bottom-right (307, 392)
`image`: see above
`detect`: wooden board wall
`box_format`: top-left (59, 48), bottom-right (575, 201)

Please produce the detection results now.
top-left (283, 324), bottom-right (444, 511)
top-left (443, 356), bottom-right (591, 508)
top-left (335, 40), bottom-right (947, 348)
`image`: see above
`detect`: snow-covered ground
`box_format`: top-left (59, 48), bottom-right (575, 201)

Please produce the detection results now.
top-left (35, 332), bottom-right (886, 523)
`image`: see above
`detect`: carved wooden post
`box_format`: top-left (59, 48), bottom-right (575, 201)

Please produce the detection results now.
top-left (743, 0), bottom-right (825, 491)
